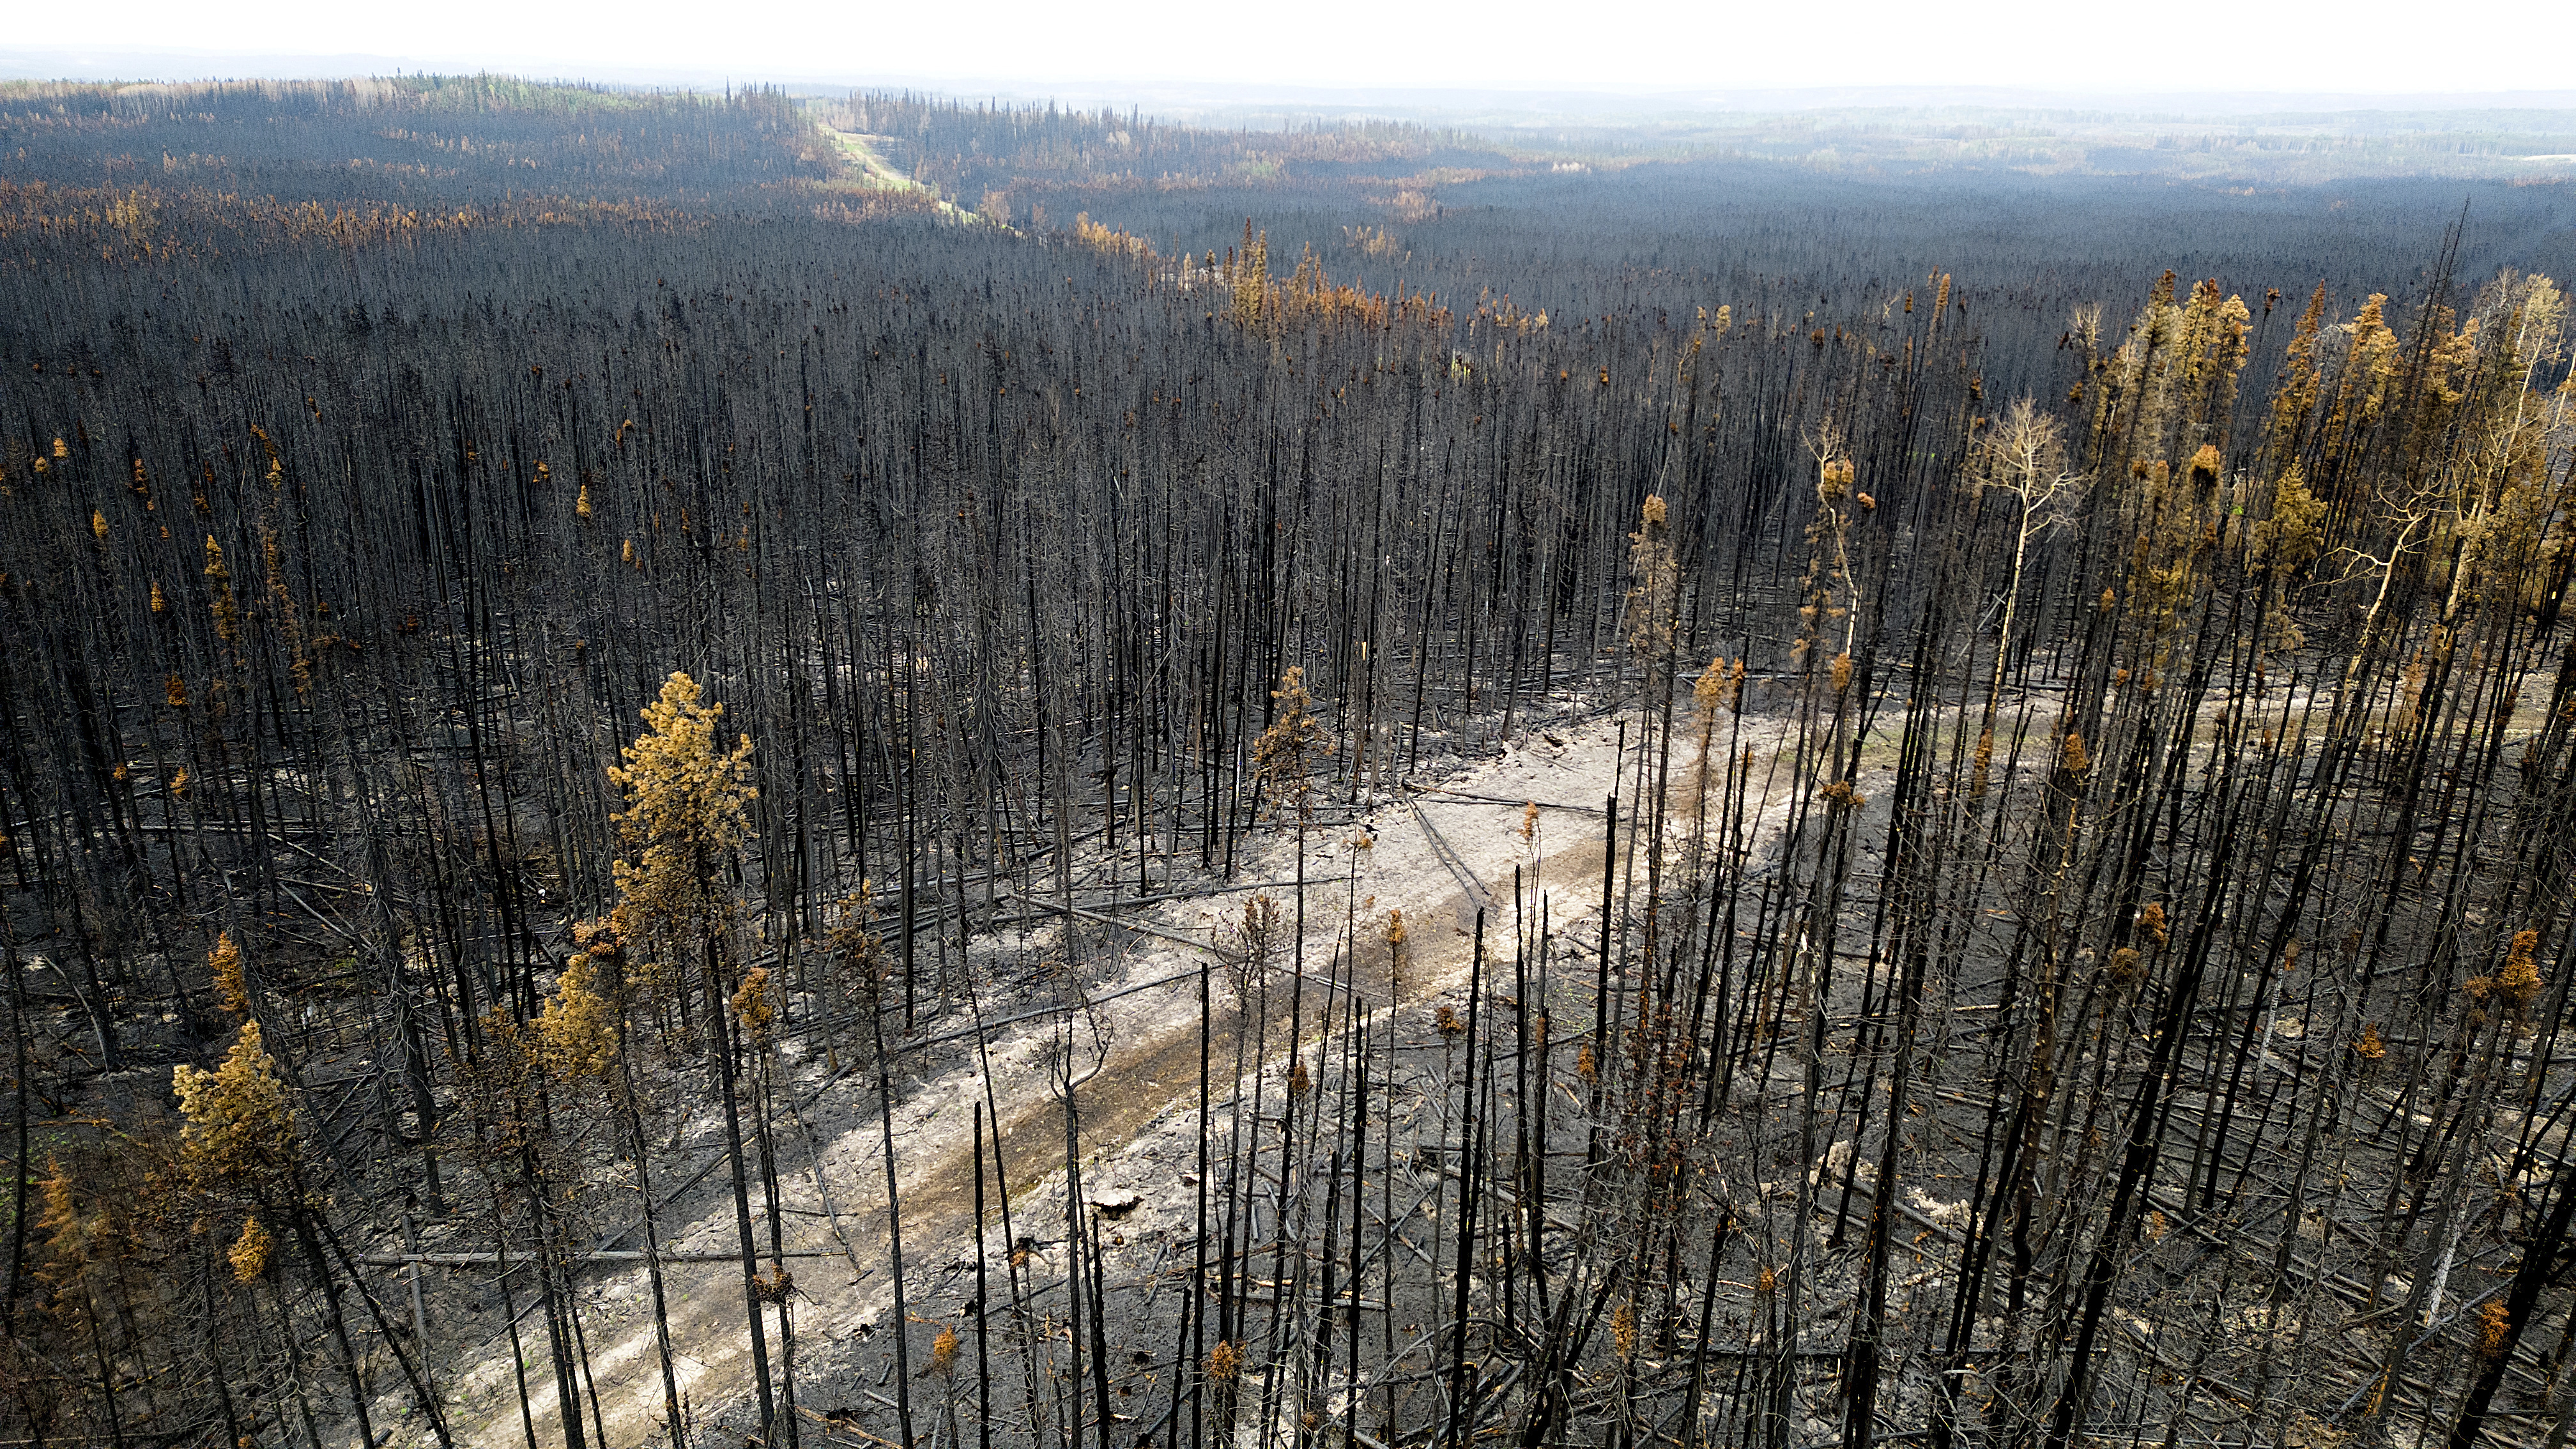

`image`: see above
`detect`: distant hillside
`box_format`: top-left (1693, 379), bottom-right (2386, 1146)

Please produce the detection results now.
top-left (0, 75), bottom-right (838, 207)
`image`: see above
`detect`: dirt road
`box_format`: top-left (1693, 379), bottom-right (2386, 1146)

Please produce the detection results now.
top-left (434, 710), bottom-right (1688, 1446)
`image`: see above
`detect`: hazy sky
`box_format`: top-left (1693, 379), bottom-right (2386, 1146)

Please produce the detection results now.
top-left (8, 0), bottom-right (2568, 95)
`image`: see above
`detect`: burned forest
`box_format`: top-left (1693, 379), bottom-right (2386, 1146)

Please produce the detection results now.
top-left (4, 73), bottom-right (2576, 1449)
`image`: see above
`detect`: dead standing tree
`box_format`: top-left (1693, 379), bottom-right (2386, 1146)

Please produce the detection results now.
top-left (604, 671), bottom-right (781, 1443)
